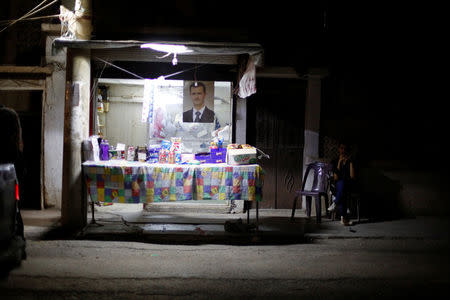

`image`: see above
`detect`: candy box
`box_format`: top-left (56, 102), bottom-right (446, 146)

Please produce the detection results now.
top-left (208, 148), bottom-right (227, 163)
top-left (195, 152), bottom-right (210, 164)
top-left (227, 148), bottom-right (257, 165)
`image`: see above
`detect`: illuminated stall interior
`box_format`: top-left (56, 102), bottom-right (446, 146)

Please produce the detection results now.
top-left (95, 79), bottom-right (233, 154)
top-left (51, 39), bottom-right (265, 211)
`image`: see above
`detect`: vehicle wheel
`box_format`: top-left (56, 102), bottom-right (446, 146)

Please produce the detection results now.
top-left (13, 236), bottom-right (26, 265)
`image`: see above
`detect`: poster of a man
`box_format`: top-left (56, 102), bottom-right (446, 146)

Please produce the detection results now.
top-left (183, 81), bottom-right (215, 123)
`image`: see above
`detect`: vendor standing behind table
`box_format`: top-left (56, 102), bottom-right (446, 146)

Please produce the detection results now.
top-left (183, 81), bottom-right (220, 129)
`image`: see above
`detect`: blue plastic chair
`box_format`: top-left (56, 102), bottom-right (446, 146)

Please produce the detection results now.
top-left (291, 162), bottom-right (333, 223)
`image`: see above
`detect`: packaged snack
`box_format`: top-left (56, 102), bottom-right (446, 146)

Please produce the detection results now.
top-left (158, 149), bottom-right (168, 163)
top-left (227, 144), bottom-right (241, 150)
top-left (147, 144), bottom-right (161, 163)
top-left (181, 153), bottom-right (195, 163)
top-left (168, 151), bottom-right (175, 164)
top-left (136, 146), bottom-right (147, 162)
top-left (161, 140), bottom-right (171, 150)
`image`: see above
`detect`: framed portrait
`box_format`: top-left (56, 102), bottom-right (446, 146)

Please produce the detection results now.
top-left (182, 81), bottom-right (215, 123)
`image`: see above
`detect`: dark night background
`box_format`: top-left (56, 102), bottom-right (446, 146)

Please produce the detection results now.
top-left (0, 1), bottom-right (446, 212)
top-left (94, 1), bottom-right (443, 169)
top-left (0, 0), bottom-right (443, 162)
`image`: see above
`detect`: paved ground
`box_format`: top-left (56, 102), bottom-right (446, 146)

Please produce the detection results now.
top-left (1, 206), bottom-right (449, 299)
top-left (21, 204), bottom-right (450, 242)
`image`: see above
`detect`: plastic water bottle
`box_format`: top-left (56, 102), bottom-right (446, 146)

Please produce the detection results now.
top-left (100, 139), bottom-right (109, 160)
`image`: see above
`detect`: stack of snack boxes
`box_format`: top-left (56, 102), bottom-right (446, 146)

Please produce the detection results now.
top-left (209, 138), bottom-right (227, 163)
top-left (158, 138), bottom-right (182, 164)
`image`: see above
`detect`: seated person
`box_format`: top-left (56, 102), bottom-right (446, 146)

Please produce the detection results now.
top-left (328, 141), bottom-right (355, 226)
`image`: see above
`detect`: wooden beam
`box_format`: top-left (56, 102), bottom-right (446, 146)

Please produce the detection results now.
top-left (41, 23), bottom-right (61, 33)
top-left (256, 67), bottom-right (301, 79)
top-left (0, 79), bottom-right (46, 90)
top-left (0, 65), bottom-right (53, 75)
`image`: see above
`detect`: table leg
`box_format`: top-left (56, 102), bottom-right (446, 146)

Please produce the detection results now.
top-left (87, 197), bottom-right (102, 227)
top-left (90, 200), bottom-right (96, 224)
top-left (247, 201), bottom-right (250, 224)
top-left (256, 200), bottom-right (259, 232)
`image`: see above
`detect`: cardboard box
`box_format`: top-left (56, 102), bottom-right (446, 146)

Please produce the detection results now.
top-left (227, 148), bottom-right (257, 165)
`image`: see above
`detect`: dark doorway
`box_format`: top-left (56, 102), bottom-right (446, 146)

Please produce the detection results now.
top-left (0, 90), bottom-right (42, 209)
top-left (247, 78), bottom-right (306, 208)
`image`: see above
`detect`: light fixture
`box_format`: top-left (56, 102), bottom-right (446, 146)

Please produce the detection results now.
top-left (140, 43), bottom-right (193, 65)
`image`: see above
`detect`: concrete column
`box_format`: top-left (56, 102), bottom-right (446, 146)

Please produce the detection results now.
top-left (42, 24), bottom-right (66, 209)
top-left (302, 68), bottom-right (328, 211)
top-left (61, 0), bottom-right (92, 228)
top-left (61, 48), bottom-right (91, 228)
top-left (303, 77), bottom-right (322, 170)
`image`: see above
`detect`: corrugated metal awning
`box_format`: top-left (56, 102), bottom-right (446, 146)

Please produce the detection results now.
top-left (52, 38), bottom-right (264, 66)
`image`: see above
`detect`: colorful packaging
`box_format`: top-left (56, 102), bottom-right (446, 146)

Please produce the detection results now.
top-left (127, 146), bottom-right (135, 161)
top-left (195, 152), bottom-right (210, 164)
top-left (161, 140), bottom-right (172, 150)
top-left (227, 144), bottom-right (241, 150)
top-left (181, 153), bottom-right (195, 163)
top-left (168, 151), bottom-right (175, 164)
top-left (135, 146), bottom-right (147, 162)
top-left (170, 137), bottom-right (182, 164)
top-left (227, 147), bottom-right (257, 165)
top-left (147, 144), bottom-right (161, 163)
top-left (209, 148), bottom-right (227, 163)
top-left (100, 139), bottom-right (109, 161)
top-left (158, 149), bottom-right (168, 164)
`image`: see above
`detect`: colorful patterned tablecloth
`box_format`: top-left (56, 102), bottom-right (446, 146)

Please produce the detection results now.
top-left (82, 161), bottom-right (264, 203)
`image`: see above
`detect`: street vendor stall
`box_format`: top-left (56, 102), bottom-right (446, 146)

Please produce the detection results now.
top-left (82, 160), bottom-right (263, 223)
top-left (83, 81), bottom-right (264, 220)
top-left (68, 39), bottom-right (267, 228)
top-left (51, 34), bottom-right (264, 228)
top-left (82, 149), bottom-right (264, 225)
top-left (83, 161), bottom-right (263, 203)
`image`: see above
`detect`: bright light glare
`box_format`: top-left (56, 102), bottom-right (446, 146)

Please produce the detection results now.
top-left (140, 43), bottom-right (193, 54)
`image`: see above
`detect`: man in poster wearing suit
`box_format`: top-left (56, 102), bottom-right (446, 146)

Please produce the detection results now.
top-left (183, 81), bottom-right (215, 123)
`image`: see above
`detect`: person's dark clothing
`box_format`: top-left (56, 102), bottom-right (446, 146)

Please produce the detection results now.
top-left (332, 157), bottom-right (353, 182)
top-left (331, 157), bottom-right (354, 218)
top-left (183, 106), bottom-right (215, 123)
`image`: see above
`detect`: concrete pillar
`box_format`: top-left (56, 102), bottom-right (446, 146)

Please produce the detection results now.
top-left (61, 0), bottom-right (92, 228)
top-left (42, 24), bottom-right (66, 209)
top-left (302, 68), bottom-right (328, 210)
top-left (61, 48), bottom-right (91, 228)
